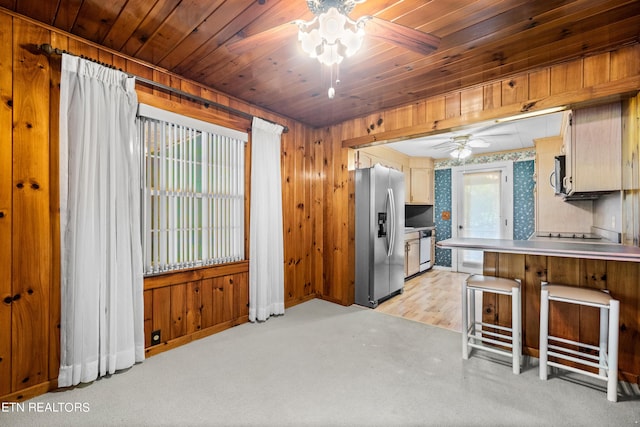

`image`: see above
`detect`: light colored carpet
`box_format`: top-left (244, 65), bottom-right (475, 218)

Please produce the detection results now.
top-left (3, 299), bottom-right (639, 426)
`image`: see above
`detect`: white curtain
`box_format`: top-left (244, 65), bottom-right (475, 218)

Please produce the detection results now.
top-left (249, 117), bottom-right (285, 322)
top-left (58, 54), bottom-right (144, 387)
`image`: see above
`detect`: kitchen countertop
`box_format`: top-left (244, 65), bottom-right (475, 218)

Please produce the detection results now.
top-left (437, 237), bottom-right (640, 262)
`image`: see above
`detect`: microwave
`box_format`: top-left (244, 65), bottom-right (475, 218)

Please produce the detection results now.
top-left (552, 155), bottom-right (566, 195)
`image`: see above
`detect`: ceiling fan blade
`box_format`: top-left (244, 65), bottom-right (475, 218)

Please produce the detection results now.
top-left (431, 141), bottom-right (455, 149)
top-left (227, 22), bottom-right (298, 55)
top-left (468, 139), bottom-right (491, 148)
top-left (365, 17), bottom-right (440, 55)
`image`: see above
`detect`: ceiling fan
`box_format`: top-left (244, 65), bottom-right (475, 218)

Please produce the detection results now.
top-left (432, 135), bottom-right (492, 160)
top-left (227, 0), bottom-right (441, 97)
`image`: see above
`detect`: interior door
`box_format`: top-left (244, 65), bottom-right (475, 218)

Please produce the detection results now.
top-left (453, 164), bottom-right (513, 273)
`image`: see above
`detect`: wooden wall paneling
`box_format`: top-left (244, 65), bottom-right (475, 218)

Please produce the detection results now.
top-left (0, 11), bottom-right (12, 398)
top-left (152, 286), bottom-right (171, 344)
top-left (528, 68), bottom-right (550, 100)
top-left (338, 128), bottom-right (354, 305)
top-left (320, 127), bottom-right (335, 300)
top-left (495, 253), bottom-right (525, 329)
top-left (294, 122), bottom-right (312, 301)
top-left (212, 277), bottom-right (224, 325)
top-left (347, 165), bottom-right (355, 306)
top-left (170, 283), bottom-right (186, 340)
top-left (546, 257), bottom-right (581, 347)
top-left (66, 37), bottom-right (98, 60)
top-left (482, 252), bottom-right (499, 277)
top-left (199, 87), bottom-right (221, 114)
top-left (444, 93), bottom-right (460, 119)
top-left (523, 255), bottom-right (547, 354)
top-left (186, 281), bottom-right (201, 335)
top-left (425, 98), bottom-right (446, 125)
top-left (179, 79), bottom-right (202, 111)
top-left (233, 273), bottom-right (249, 321)
top-left (583, 52), bottom-right (611, 88)
top-left (11, 19), bottom-right (51, 392)
top-left (223, 275), bottom-right (234, 323)
top-left (577, 259), bottom-right (608, 360)
top-left (460, 86), bottom-right (483, 117)
top-left (311, 130), bottom-right (324, 297)
top-left (143, 262), bottom-right (249, 291)
top-left (47, 31), bottom-right (67, 383)
top-left (384, 104), bottom-right (413, 130)
top-left (281, 126), bottom-right (296, 304)
top-left (610, 45), bottom-right (640, 81)
top-left (200, 278), bottom-right (214, 329)
top-left (412, 100), bottom-right (427, 126)
top-left (550, 61), bottom-right (583, 96)
top-left (124, 60), bottom-right (154, 95)
top-left (606, 261), bottom-right (640, 383)
top-left (483, 82), bottom-right (502, 111)
top-left (302, 125), bottom-right (314, 299)
top-left (501, 75), bottom-right (528, 106)
top-left (151, 70), bottom-right (174, 100)
top-left (143, 290), bottom-right (152, 348)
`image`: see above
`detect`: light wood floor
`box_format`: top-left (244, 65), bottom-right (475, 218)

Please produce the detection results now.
top-left (376, 269), bottom-right (469, 333)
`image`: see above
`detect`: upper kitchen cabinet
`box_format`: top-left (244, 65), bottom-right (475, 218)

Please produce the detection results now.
top-left (355, 145), bottom-right (408, 173)
top-left (534, 136), bottom-right (593, 233)
top-left (563, 102), bottom-right (622, 195)
top-left (408, 158), bottom-right (434, 205)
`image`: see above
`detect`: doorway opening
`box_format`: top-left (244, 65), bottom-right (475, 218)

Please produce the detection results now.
top-left (452, 162), bottom-right (513, 273)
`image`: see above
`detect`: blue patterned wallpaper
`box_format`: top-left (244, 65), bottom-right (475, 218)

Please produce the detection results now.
top-left (433, 158), bottom-right (535, 268)
top-left (513, 160), bottom-right (535, 240)
top-left (434, 169), bottom-right (452, 267)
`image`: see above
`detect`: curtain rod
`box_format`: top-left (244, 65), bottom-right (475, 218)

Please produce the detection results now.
top-left (38, 43), bottom-right (289, 133)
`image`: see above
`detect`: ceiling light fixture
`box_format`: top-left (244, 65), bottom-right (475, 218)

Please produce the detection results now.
top-left (450, 146), bottom-right (472, 160)
top-left (296, 0), bottom-right (368, 99)
top-left (496, 106), bottom-right (567, 123)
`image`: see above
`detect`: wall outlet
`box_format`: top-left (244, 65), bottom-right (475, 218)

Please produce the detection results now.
top-left (151, 330), bottom-right (161, 346)
top-left (611, 216), bottom-right (616, 229)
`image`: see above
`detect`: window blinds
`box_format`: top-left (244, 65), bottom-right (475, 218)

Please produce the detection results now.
top-left (138, 104), bottom-right (247, 275)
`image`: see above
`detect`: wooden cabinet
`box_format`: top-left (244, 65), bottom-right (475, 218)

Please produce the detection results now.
top-left (355, 145), bottom-right (407, 172)
top-left (408, 157), bottom-right (434, 204)
top-left (534, 135), bottom-right (593, 233)
top-left (621, 95), bottom-right (640, 246)
top-left (563, 102), bottom-right (622, 194)
top-left (404, 232), bottom-right (420, 277)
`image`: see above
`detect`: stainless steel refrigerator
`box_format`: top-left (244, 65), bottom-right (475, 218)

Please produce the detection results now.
top-left (355, 164), bottom-right (405, 308)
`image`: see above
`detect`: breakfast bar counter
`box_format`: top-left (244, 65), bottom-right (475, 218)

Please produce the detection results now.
top-left (438, 237), bottom-right (640, 384)
top-left (437, 237), bottom-right (640, 262)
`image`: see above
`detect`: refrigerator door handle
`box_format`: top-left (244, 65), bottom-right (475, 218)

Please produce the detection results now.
top-left (387, 188), bottom-right (395, 257)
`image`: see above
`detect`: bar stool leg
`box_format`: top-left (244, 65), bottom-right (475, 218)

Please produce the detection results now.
top-left (469, 287), bottom-right (476, 337)
top-left (512, 284), bottom-right (521, 374)
top-left (599, 306), bottom-right (608, 377)
top-left (461, 278), bottom-right (469, 359)
top-left (539, 286), bottom-right (550, 380)
top-left (607, 300), bottom-right (620, 402)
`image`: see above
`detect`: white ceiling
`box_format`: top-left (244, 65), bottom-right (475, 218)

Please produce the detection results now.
top-left (387, 112), bottom-right (565, 159)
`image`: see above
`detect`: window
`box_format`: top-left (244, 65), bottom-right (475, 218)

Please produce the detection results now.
top-left (138, 104), bottom-right (248, 275)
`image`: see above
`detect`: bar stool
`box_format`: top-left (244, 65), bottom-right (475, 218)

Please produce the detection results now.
top-left (461, 274), bottom-right (522, 374)
top-left (539, 282), bottom-right (619, 402)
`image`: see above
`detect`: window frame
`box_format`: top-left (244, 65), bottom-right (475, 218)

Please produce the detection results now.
top-left (138, 103), bottom-right (249, 276)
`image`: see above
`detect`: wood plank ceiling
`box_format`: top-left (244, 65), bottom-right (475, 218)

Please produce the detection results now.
top-left (4, 0), bottom-right (640, 128)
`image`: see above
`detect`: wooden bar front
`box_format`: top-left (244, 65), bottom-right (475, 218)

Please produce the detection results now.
top-left (482, 252), bottom-right (640, 384)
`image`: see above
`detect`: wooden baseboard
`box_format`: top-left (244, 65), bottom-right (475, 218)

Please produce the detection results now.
top-left (145, 318), bottom-right (244, 358)
top-left (316, 294), bottom-right (349, 306)
top-left (1, 380), bottom-right (57, 403)
top-left (285, 293), bottom-right (316, 308)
